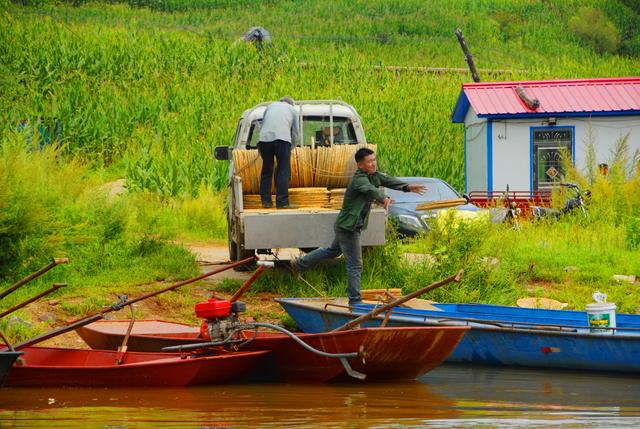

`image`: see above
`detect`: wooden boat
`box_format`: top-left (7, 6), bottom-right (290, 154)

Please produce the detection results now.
top-left (77, 320), bottom-right (468, 382)
top-left (276, 298), bottom-right (640, 373)
top-left (2, 346), bottom-right (268, 387)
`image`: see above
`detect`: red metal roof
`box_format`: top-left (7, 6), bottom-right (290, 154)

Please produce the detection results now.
top-left (452, 77), bottom-right (640, 122)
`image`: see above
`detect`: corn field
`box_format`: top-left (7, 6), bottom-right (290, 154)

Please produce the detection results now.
top-left (1, 0), bottom-right (638, 196)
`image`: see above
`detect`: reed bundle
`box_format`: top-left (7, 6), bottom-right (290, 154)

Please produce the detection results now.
top-left (232, 144), bottom-right (376, 195)
top-left (243, 187), bottom-right (348, 209)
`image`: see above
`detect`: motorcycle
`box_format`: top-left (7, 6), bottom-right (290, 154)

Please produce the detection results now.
top-left (531, 183), bottom-right (590, 220)
top-left (502, 184), bottom-right (521, 227)
top-left (491, 185), bottom-right (521, 228)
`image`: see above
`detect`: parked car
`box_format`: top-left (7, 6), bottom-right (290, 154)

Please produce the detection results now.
top-left (385, 177), bottom-right (483, 236)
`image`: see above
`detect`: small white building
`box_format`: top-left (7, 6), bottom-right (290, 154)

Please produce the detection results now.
top-left (451, 77), bottom-right (640, 195)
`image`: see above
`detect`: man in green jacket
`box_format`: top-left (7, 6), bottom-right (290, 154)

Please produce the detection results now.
top-left (293, 147), bottom-right (425, 305)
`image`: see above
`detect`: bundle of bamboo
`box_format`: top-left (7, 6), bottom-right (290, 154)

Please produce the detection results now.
top-left (243, 187), bottom-right (332, 209)
top-left (328, 188), bottom-right (346, 209)
top-left (232, 144), bottom-right (376, 194)
top-left (415, 198), bottom-right (467, 211)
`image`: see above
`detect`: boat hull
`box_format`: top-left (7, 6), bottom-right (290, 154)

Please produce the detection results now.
top-left (3, 346), bottom-right (268, 387)
top-left (276, 298), bottom-right (640, 373)
top-left (77, 320), bottom-right (468, 382)
top-left (0, 352), bottom-right (23, 386)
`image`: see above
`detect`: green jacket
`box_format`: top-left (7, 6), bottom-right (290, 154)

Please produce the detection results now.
top-left (335, 168), bottom-right (408, 232)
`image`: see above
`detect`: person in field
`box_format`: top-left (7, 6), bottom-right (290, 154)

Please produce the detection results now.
top-left (292, 147), bottom-right (426, 305)
top-left (258, 96), bottom-right (300, 209)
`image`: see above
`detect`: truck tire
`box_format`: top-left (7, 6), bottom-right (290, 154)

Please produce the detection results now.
top-left (227, 221), bottom-right (238, 261)
top-left (228, 238), bottom-right (238, 262)
top-left (228, 220), bottom-right (255, 266)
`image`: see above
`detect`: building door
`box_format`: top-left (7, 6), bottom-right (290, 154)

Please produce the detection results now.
top-left (531, 127), bottom-right (574, 192)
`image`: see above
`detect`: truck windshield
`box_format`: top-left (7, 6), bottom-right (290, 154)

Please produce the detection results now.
top-left (246, 116), bottom-right (357, 148)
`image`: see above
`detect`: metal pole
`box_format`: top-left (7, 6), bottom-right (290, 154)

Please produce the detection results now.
top-left (7, 256), bottom-right (256, 351)
top-left (0, 283), bottom-right (67, 319)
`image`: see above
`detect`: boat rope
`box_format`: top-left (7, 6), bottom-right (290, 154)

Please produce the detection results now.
top-left (270, 252), bottom-right (327, 298)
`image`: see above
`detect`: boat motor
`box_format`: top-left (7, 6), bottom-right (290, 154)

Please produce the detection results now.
top-left (195, 298), bottom-right (246, 342)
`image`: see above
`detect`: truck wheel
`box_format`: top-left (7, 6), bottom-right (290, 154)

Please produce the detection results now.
top-left (227, 221), bottom-right (238, 261)
top-left (228, 238), bottom-right (238, 261)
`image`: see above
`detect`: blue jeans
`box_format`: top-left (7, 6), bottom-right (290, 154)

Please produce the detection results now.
top-left (296, 225), bottom-right (363, 304)
top-left (258, 140), bottom-right (291, 207)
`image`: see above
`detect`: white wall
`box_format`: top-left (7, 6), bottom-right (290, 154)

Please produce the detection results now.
top-left (465, 114), bottom-right (640, 193)
top-left (464, 109), bottom-right (487, 193)
top-left (491, 118), bottom-right (533, 193)
top-left (573, 116), bottom-right (640, 175)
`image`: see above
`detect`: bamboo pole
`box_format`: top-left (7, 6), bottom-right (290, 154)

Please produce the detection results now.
top-left (331, 269), bottom-right (464, 332)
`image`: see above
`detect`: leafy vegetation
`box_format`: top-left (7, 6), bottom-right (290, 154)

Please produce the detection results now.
top-left (1, 0), bottom-right (638, 196)
top-left (569, 7), bottom-right (620, 54)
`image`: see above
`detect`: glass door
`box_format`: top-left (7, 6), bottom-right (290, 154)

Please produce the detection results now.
top-left (532, 128), bottom-right (573, 191)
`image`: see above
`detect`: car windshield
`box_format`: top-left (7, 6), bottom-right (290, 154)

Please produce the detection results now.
top-left (386, 180), bottom-right (460, 203)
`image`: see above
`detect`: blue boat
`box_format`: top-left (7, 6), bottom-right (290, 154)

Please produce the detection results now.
top-left (276, 298), bottom-right (640, 373)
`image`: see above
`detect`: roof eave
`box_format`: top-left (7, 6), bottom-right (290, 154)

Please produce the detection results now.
top-left (451, 92), bottom-right (470, 123)
top-left (476, 110), bottom-right (640, 120)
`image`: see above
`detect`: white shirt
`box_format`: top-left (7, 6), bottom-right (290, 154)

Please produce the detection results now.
top-left (258, 102), bottom-right (300, 145)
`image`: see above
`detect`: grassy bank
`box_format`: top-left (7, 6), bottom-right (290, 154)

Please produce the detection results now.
top-left (0, 140), bottom-right (225, 341)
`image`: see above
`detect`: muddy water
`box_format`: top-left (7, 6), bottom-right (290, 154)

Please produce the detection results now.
top-left (1, 365), bottom-right (640, 428)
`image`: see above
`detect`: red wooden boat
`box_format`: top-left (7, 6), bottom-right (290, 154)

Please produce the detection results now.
top-left (77, 320), bottom-right (468, 382)
top-left (2, 346), bottom-right (268, 387)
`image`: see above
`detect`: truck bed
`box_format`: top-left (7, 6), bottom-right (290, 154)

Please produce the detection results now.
top-left (241, 208), bottom-right (386, 249)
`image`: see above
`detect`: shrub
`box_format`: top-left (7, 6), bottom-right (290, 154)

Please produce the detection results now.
top-left (568, 7), bottom-right (621, 54)
top-left (626, 217), bottom-right (640, 250)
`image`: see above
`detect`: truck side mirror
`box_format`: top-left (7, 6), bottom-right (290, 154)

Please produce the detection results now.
top-left (214, 146), bottom-right (232, 161)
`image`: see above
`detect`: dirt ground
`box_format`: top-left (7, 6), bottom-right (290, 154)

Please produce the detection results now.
top-left (35, 243), bottom-right (300, 349)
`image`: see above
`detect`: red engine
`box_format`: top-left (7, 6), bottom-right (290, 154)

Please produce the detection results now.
top-left (195, 298), bottom-right (231, 319)
top-left (195, 298), bottom-right (245, 341)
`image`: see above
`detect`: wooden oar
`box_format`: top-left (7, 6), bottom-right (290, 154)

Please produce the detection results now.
top-left (229, 261), bottom-right (273, 303)
top-left (115, 303), bottom-right (136, 365)
top-left (331, 269), bottom-right (464, 332)
top-left (5, 256), bottom-right (256, 351)
top-left (0, 258), bottom-right (69, 300)
top-left (0, 283), bottom-right (67, 319)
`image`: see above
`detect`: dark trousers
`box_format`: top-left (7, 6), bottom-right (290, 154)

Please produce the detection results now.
top-left (258, 139), bottom-right (292, 207)
top-left (296, 225), bottom-right (363, 304)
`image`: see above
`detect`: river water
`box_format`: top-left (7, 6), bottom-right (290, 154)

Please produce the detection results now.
top-left (1, 364), bottom-right (639, 428)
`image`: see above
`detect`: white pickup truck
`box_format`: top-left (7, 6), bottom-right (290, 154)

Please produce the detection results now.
top-left (214, 100), bottom-right (386, 261)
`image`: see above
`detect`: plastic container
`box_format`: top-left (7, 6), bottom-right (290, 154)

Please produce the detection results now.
top-left (586, 302), bottom-right (617, 334)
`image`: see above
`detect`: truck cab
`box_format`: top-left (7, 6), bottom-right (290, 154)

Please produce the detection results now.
top-left (216, 100), bottom-right (386, 261)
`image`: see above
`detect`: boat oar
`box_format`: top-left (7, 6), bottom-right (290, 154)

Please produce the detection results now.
top-left (0, 258), bottom-right (69, 301)
top-left (229, 261), bottom-right (274, 303)
top-left (331, 269), bottom-right (464, 332)
top-left (115, 303), bottom-right (136, 365)
top-left (5, 256), bottom-right (256, 351)
top-left (0, 283), bottom-right (67, 319)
